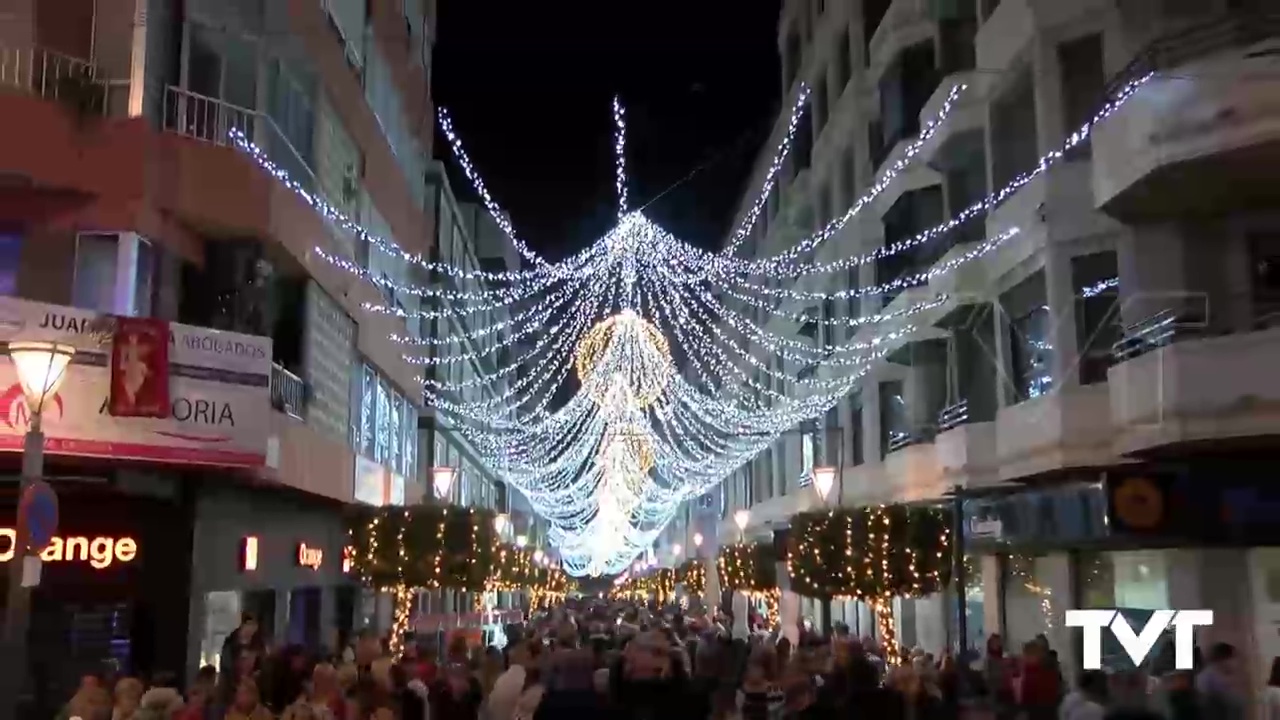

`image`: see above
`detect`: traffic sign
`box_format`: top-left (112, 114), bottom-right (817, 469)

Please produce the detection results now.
top-left (17, 480), bottom-right (58, 554)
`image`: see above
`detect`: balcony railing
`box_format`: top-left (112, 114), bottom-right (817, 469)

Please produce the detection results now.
top-left (1103, 11), bottom-right (1280, 100)
top-left (938, 400), bottom-right (970, 432)
top-left (160, 85), bottom-right (320, 194)
top-left (270, 362), bottom-right (309, 420)
top-left (1111, 308), bottom-right (1202, 362)
top-left (0, 44), bottom-right (110, 115)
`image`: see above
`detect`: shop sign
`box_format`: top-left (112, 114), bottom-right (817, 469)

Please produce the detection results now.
top-left (0, 528), bottom-right (136, 569)
top-left (968, 517), bottom-right (1002, 539)
top-left (297, 543), bottom-right (323, 570)
top-left (0, 297), bottom-right (272, 468)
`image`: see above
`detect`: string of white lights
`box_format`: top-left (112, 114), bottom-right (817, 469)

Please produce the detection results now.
top-left (232, 75), bottom-right (1156, 575)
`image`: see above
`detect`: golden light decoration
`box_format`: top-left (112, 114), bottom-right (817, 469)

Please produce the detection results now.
top-left (598, 422), bottom-right (656, 476)
top-left (574, 309), bottom-right (672, 409)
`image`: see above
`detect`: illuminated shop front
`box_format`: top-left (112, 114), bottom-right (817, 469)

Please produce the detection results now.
top-left (187, 482), bottom-right (354, 675)
top-left (0, 482), bottom-right (196, 715)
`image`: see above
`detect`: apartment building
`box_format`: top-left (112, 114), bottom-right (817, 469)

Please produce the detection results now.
top-left (0, 0), bottom-right (442, 693)
top-left (687, 0), bottom-right (1279, 683)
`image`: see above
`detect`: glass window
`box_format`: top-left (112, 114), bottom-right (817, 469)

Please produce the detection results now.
top-left (375, 378), bottom-right (391, 464)
top-left (361, 365), bottom-right (376, 457)
top-left (1010, 306), bottom-right (1053, 400)
top-left (1001, 554), bottom-right (1055, 649)
top-left (0, 232), bottom-right (19, 296)
top-left (73, 233), bottom-right (119, 313)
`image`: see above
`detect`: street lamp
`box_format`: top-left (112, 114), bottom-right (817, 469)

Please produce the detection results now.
top-left (693, 532), bottom-right (703, 549)
top-left (515, 534), bottom-right (527, 549)
top-left (533, 549), bottom-right (544, 564)
top-left (813, 466), bottom-right (838, 504)
top-left (431, 466), bottom-right (456, 501)
top-left (733, 509), bottom-right (750, 542)
top-left (671, 544), bottom-right (682, 559)
top-left (2, 341), bottom-right (75, 718)
top-left (494, 513), bottom-right (509, 537)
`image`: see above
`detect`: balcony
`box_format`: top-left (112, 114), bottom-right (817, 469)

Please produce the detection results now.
top-left (0, 44), bottom-right (113, 117)
top-left (269, 363), bottom-right (309, 420)
top-left (994, 382), bottom-right (1114, 481)
top-left (882, 439), bottom-right (945, 503)
top-left (935, 401), bottom-right (1000, 489)
top-left (974, 0), bottom-right (1098, 75)
top-left (1092, 14), bottom-right (1280, 221)
top-left (867, 0), bottom-right (937, 88)
top-left (1108, 302), bottom-right (1280, 456)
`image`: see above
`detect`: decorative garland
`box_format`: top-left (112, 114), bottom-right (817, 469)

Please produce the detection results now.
top-left (347, 505), bottom-right (497, 591)
top-left (610, 568), bottom-right (677, 603)
top-left (716, 543), bottom-right (777, 592)
top-left (677, 558), bottom-right (706, 597)
top-left (484, 544), bottom-right (574, 609)
top-left (786, 505), bottom-right (951, 599)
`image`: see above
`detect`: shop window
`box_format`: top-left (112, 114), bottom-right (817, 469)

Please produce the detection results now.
top-left (1001, 554), bottom-right (1056, 650)
top-left (962, 554), bottom-right (986, 652)
top-left (1077, 550), bottom-right (1173, 670)
top-left (199, 591), bottom-right (242, 671)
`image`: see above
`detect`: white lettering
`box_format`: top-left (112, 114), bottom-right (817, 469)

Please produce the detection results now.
top-left (1066, 609), bottom-right (1213, 670)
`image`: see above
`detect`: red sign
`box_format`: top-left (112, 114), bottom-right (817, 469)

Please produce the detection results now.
top-left (108, 317), bottom-right (170, 418)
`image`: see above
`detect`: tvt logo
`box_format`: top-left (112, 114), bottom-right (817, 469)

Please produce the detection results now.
top-left (1065, 609), bottom-right (1213, 670)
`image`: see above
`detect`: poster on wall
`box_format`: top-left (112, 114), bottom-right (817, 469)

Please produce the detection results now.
top-left (109, 317), bottom-right (171, 418)
top-left (0, 297), bottom-right (272, 467)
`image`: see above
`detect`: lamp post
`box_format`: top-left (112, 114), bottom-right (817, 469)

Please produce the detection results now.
top-left (1, 341), bottom-right (75, 719)
top-left (692, 532), bottom-right (703, 555)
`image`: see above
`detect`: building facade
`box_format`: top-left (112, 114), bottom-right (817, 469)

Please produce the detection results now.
top-left (663, 0), bottom-right (1279, 689)
top-left (0, 0), bottom-right (441, 697)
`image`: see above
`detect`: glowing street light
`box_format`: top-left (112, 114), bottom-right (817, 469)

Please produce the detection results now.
top-left (813, 466), bottom-right (838, 503)
top-left (693, 532), bottom-right (703, 548)
top-left (533, 549), bottom-right (544, 564)
top-left (493, 513), bottom-right (509, 536)
top-left (671, 544), bottom-right (682, 558)
top-left (515, 534), bottom-right (527, 549)
top-left (9, 341), bottom-right (75, 421)
top-left (431, 466), bottom-right (457, 501)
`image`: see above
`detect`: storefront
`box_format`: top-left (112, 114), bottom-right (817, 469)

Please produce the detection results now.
top-left (960, 463), bottom-right (1269, 680)
top-left (186, 483), bottom-right (355, 675)
top-left (0, 479), bottom-right (196, 715)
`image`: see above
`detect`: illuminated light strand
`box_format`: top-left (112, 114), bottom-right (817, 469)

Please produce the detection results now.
top-left (613, 96), bottom-right (628, 216)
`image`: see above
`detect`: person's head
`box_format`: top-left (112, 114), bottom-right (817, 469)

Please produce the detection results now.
top-left (986, 633), bottom-right (1004, 656)
top-left (238, 613), bottom-right (259, 640)
top-left (312, 663), bottom-right (339, 697)
top-left (369, 657), bottom-right (395, 692)
top-left (1022, 640), bottom-right (1044, 664)
top-left (336, 664), bottom-right (359, 694)
top-left (1077, 669), bottom-right (1108, 701)
top-left (781, 663), bottom-right (816, 710)
top-left (624, 630), bottom-right (674, 681)
top-left (1210, 643), bottom-right (1237, 673)
top-left (113, 677), bottom-right (143, 709)
top-left (510, 638), bottom-right (542, 669)
top-left (281, 701), bottom-right (320, 720)
top-left (889, 665), bottom-right (922, 697)
top-left (446, 634), bottom-right (470, 663)
top-left (355, 629), bottom-right (381, 665)
top-left (547, 648), bottom-right (596, 691)
top-left (232, 677), bottom-right (261, 713)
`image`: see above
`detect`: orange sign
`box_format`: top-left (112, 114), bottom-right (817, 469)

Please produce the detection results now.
top-left (297, 543), bottom-right (323, 570)
top-left (0, 529), bottom-right (136, 569)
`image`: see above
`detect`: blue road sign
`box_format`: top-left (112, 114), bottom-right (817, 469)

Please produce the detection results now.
top-left (18, 480), bottom-right (58, 553)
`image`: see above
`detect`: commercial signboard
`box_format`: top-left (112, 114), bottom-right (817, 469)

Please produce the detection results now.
top-left (0, 298), bottom-right (272, 467)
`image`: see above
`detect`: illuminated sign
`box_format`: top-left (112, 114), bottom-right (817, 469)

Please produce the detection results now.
top-left (297, 543), bottom-right (323, 570)
top-left (0, 529), bottom-right (136, 569)
top-left (241, 536), bottom-right (259, 572)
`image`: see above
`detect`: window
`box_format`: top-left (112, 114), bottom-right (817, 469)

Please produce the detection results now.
top-left (73, 233), bottom-right (154, 317)
top-left (1058, 34), bottom-right (1104, 161)
top-left (848, 392), bottom-right (864, 466)
top-left (0, 233), bottom-right (19, 296)
top-left (990, 71), bottom-right (1038, 194)
top-left (833, 30), bottom-right (852, 96)
top-left (846, 265), bottom-right (860, 337)
top-left (266, 59), bottom-right (316, 186)
top-left (324, 0), bottom-right (366, 67)
top-left (1073, 252), bottom-right (1120, 385)
top-left (879, 380), bottom-right (908, 456)
top-left (316, 97), bottom-right (362, 220)
top-left (353, 362), bottom-right (418, 490)
top-left (1002, 272), bottom-right (1054, 401)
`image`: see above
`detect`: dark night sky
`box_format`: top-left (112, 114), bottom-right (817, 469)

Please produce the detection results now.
top-left (432, 1), bottom-right (783, 261)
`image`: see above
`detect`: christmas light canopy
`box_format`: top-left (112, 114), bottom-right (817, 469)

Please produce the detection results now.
top-left (226, 74), bottom-right (1153, 576)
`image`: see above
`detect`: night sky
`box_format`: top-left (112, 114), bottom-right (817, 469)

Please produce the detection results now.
top-left (432, 1), bottom-right (783, 261)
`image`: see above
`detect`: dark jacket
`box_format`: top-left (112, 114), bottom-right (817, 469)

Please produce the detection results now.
top-left (533, 689), bottom-right (610, 720)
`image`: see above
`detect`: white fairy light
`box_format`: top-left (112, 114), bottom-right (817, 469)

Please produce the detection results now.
top-left (230, 73), bottom-right (1153, 575)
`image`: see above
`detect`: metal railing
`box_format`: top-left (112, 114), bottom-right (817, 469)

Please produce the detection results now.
top-left (270, 363), bottom-right (309, 420)
top-left (0, 44), bottom-right (110, 115)
top-left (938, 400), bottom-right (970, 433)
top-left (1103, 11), bottom-right (1280, 99)
top-left (160, 85), bottom-right (321, 194)
top-left (1111, 308), bottom-right (1201, 362)
top-left (162, 86), bottom-right (254, 148)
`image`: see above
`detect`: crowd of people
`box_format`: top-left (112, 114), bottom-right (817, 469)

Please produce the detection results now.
top-left (48, 602), bottom-right (1256, 720)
